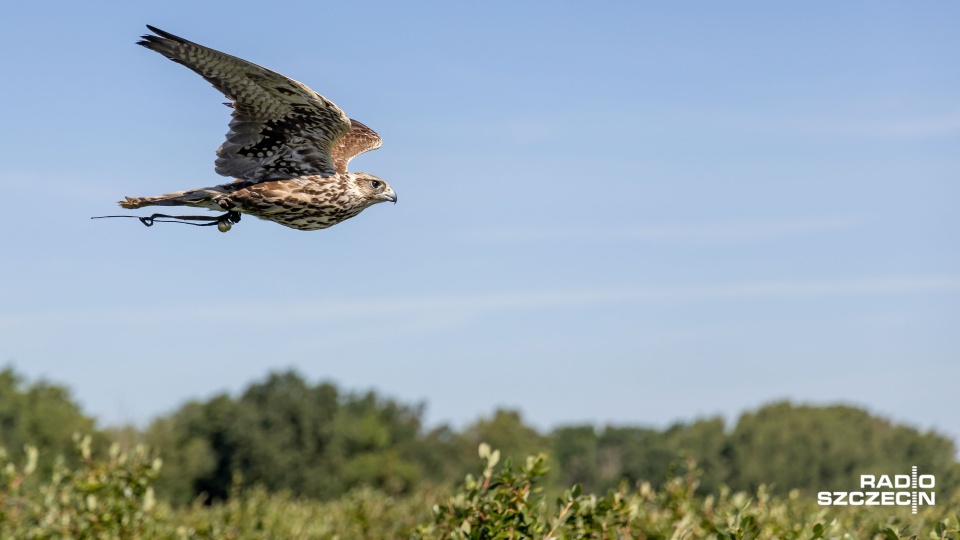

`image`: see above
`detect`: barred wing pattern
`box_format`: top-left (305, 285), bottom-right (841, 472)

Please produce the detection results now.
top-left (333, 119), bottom-right (382, 174)
top-left (138, 25), bottom-right (352, 181)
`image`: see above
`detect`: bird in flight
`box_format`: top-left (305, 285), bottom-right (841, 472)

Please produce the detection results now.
top-left (117, 25), bottom-right (396, 232)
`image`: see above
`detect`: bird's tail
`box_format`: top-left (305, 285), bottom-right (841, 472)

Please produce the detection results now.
top-left (119, 187), bottom-right (226, 210)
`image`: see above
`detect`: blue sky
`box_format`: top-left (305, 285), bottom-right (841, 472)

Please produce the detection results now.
top-left (1, 3), bottom-right (958, 446)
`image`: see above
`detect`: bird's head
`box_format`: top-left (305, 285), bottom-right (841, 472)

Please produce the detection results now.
top-left (352, 172), bottom-right (397, 206)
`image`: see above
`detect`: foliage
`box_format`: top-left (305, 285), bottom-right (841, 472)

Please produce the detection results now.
top-left (727, 401), bottom-right (960, 494)
top-left (0, 435), bottom-right (160, 539)
top-left (4, 366), bottom-right (960, 520)
top-left (0, 367), bottom-right (106, 484)
top-left (460, 410), bottom-right (547, 469)
top-left (0, 436), bottom-right (434, 539)
top-left (143, 371), bottom-right (437, 503)
top-left (418, 445), bottom-right (960, 539)
top-left (5, 439), bottom-right (960, 539)
top-left (549, 403), bottom-right (960, 498)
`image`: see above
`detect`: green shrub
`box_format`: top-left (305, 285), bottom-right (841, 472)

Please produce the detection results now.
top-left (0, 434), bottom-right (160, 539)
top-left (3, 438), bottom-right (960, 539)
top-left (416, 446), bottom-right (960, 540)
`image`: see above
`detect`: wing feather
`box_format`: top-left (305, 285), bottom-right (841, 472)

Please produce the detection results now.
top-left (138, 25), bottom-right (352, 180)
top-left (333, 119), bottom-right (383, 173)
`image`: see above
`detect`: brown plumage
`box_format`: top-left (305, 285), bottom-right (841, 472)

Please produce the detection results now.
top-left (119, 25), bottom-right (396, 231)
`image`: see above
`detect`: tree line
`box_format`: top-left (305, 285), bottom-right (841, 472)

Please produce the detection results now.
top-left (1, 367), bottom-right (957, 505)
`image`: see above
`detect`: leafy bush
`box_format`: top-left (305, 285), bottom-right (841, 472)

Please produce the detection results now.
top-left (417, 445), bottom-right (960, 539)
top-left (0, 368), bottom-right (107, 486)
top-left (0, 435), bottom-right (160, 539)
top-left (3, 434), bottom-right (960, 539)
top-left (2, 437), bottom-right (434, 539)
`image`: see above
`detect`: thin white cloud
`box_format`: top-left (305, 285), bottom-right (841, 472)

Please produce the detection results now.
top-left (792, 113), bottom-right (960, 139)
top-left (3, 275), bottom-right (957, 329)
top-left (643, 107), bottom-right (960, 140)
top-left (469, 215), bottom-right (865, 244)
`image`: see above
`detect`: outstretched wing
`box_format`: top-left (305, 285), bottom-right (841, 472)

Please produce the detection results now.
top-left (138, 25), bottom-right (351, 181)
top-left (333, 119), bottom-right (382, 174)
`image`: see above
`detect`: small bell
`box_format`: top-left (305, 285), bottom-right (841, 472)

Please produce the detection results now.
top-left (217, 219), bottom-right (232, 233)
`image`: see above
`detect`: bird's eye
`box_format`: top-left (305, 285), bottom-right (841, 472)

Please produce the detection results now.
top-left (370, 180), bottom-right (382, 189)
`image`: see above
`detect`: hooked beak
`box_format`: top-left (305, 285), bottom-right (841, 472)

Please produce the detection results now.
top-left (382, 189), bottom-right (397, 204)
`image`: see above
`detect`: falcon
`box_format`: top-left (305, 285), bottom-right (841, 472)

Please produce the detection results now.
top-left (117, 25), bottom-right (396, 232)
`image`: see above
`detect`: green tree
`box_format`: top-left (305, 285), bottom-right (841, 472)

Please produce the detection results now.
top-left (460, 409), bottom-right (545, 472)
top-left (141, 408), bottom-right (216, 505)
top-left (595, 426), bottom-right (675, 489)
top-left (230, 373), bottom-right (344, 498)
top-left (144, 370), bottom-right (437, 503)
top-left (550, 426), bottom-right (599, 490)
top-left (727, 401), bottom-right (960, 495)
top-left (551, 423), bottom-right (720, 494)
top-left (663, 417), bottom-right (729, 493)
top-left (0, 367), bottom-right (104, 483)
